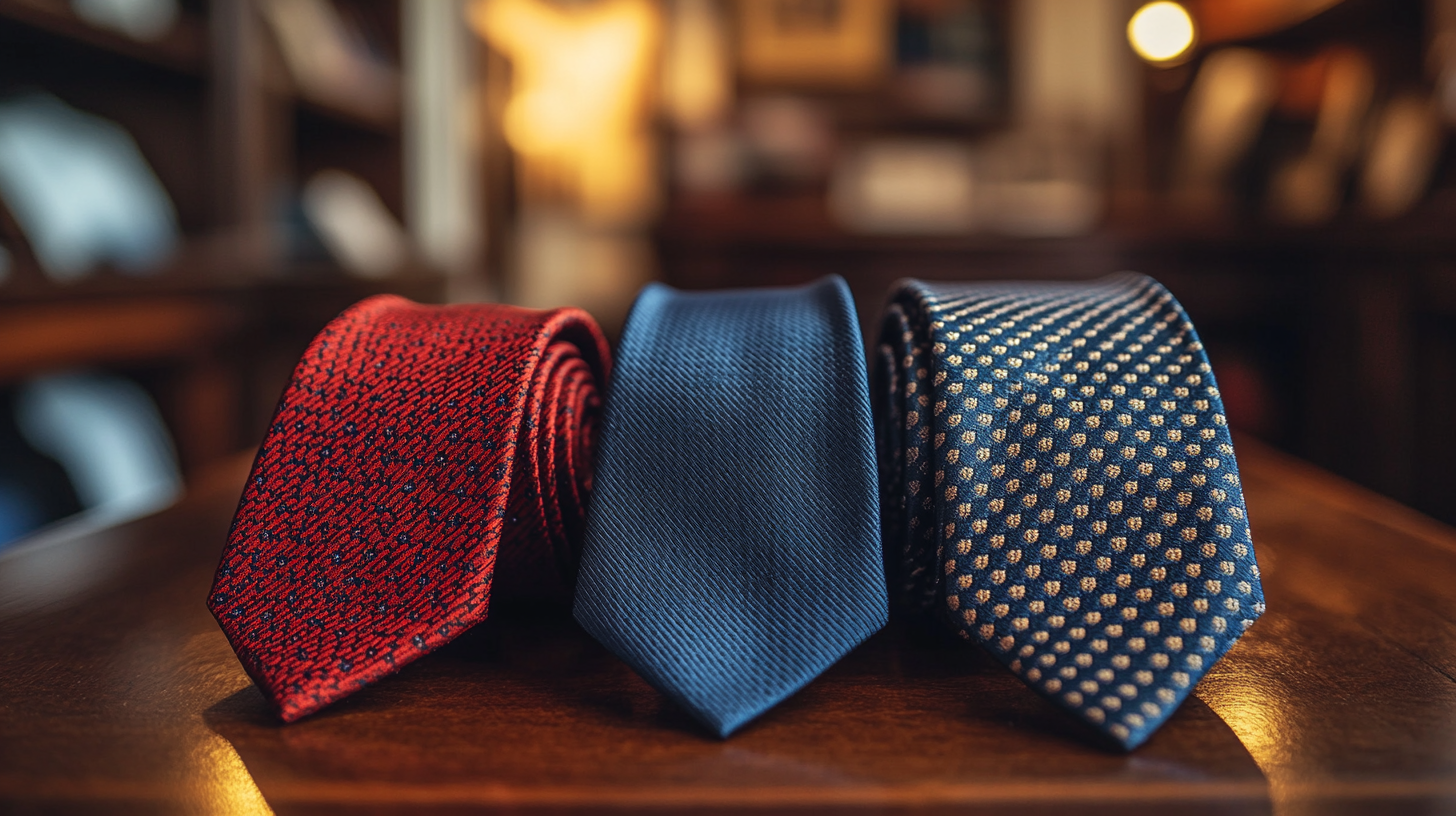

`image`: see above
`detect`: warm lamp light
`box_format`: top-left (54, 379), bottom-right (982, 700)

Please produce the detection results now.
top-left (471, 0), bottom-right (660, 227)
top-left (1128, 1), bottom-right (1196, 64)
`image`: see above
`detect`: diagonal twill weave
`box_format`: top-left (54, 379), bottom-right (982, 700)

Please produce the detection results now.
top-left (574, 276), bottom-right (887, 737)
top-left (875, 274), bottom-right (1265, 749)
top-left (209, 295), bottom-right (610, 722)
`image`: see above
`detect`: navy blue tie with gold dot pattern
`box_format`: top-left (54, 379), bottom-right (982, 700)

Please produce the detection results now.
top-left (575, 276), bottom-right (887, 737)
top-left (875, 274), bottom-right (1265, 749)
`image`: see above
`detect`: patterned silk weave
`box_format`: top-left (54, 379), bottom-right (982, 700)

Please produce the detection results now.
top-left (209, 295), bottom-right (610, 722)
top-left (574, 276), bottom-right (887, 737)
top-left (875, 275), bottom-right (1265, 749)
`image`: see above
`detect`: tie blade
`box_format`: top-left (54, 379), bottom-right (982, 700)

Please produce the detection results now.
top-left (880, 275), bottom-right (1266, 749)
top-left (574, 276), bottom-right (887, 736)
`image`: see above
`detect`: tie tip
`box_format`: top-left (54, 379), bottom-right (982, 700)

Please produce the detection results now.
top-left (1102, 723), bottom-right (1155, 752)
top-left (689, 703), bottom-right (764, 739)
top-left (708, 718), bottom-right (744, 739)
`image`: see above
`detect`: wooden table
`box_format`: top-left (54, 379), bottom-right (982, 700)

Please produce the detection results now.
top-left (2, 438), bottom-right (1454, 815)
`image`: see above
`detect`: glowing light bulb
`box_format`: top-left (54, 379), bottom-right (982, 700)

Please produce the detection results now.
top-left (1128, 2), bottom-right (1196, 64)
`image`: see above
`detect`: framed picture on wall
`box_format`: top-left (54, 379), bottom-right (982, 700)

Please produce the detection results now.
top-left (737, 0), bottom-right (893, 87)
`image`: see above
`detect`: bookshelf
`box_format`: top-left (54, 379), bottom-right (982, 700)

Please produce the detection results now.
top-left (0, 0), bottom-right (444, 475)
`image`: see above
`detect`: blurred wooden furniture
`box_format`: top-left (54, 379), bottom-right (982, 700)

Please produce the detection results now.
top-left (658, 186), bottom-right (1456, 531)
top-left (1, 437), bottom-right (1454, 814)
top-left (653, 0), bottom-right (1456, 529)
top-left (0, 0), bottom-right (434, 473)
top-left (0, 272), bottom-right (442, 473)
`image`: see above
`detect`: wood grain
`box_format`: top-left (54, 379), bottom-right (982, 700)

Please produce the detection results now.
top-left (1, 438), bottom-right (1453, 813)
top-left (0, 297), bottom-right (236, 381)
top-left (1196, 440), bottom-right (1456, 815)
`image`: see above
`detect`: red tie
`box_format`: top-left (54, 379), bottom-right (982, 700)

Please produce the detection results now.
top-left (208, 295), bottom-right (610, 722)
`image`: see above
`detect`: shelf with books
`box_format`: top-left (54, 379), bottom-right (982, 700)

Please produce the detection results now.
top-left (0, 0), bottom-right (432, 479)
top-left (0, 0), bottom-right (207, 76)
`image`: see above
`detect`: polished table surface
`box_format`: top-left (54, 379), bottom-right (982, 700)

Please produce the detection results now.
top-left (2, 438), bottom-right (1455, 815)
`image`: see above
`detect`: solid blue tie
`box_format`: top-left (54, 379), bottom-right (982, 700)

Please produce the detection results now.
top-left (876, 274), bottom-right (1265, 749)
top-left (574, 275), bottom-right (886, 737)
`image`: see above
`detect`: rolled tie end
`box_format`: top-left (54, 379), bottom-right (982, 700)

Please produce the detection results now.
top-left (209, 295), bottom-right (610, 721)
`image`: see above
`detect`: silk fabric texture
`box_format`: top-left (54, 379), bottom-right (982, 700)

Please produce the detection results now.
top-left (209, 296), bottom-right (609, 722)
top-left (574, 276), bottom-right (887, 736)
top-left (876, 275), bottom-right (1264, 749)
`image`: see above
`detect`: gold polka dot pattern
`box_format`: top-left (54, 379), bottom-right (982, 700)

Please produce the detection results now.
top-left (875, 274), bottom-right (1265, 749)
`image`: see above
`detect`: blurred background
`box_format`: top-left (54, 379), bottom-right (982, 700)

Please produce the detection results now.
top-left (0, 0), bottom-right (1453, 551)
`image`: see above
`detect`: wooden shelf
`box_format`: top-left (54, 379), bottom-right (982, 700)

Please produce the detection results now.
top-left (659, 188), bottom-right (1456, 258)
top-left (0, 0), bottom-right (207, 76)
top-left (0, 263), bottom-right (446, 306)
top-left (0, 225), bottom-right (441, 303)
top-left (0, 250), bottom-right (448, 382)
top-left (0, 263), bottom-right (446, 473)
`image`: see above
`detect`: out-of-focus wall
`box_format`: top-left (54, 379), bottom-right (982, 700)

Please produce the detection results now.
top-left (2, 0), bottom-right (1455, 544)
